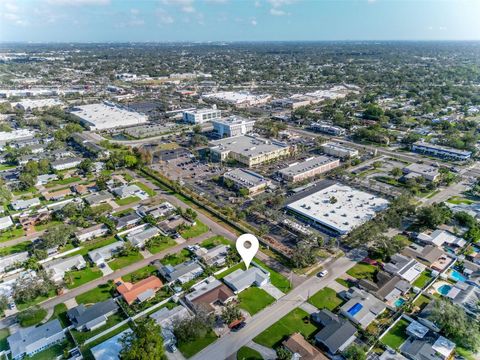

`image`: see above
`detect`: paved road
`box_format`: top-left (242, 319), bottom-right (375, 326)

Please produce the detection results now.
top-left (190, 255), bottom-right (356, 360)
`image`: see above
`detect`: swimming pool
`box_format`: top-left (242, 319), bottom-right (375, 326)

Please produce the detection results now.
top-left (437, 284), bottom-right (452, 296)
top-left (347, 303), bottom-right (363, 316)
top-left (450, 269), bottom-right (467, 283)
top-left (393, 298), bottom-right (405, 307)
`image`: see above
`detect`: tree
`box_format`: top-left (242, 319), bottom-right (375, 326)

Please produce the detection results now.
top-left (371, 234), bottom-right (410, 261)
top-left (41, 224), bottom-right (75, 249)
top-left (0, 295), bottom-right (8, 313)
top-left (417, 203), bottom-right (452, 229)
top-left (343, 344), bottom-right (367, 360)
top-left (221, 303), bottom-right (242, 325)
top-left (173, 307), bottom-right (215, 344)
top-left (276, 346), bottom-right (291, 360)
top-left (391, 167), bottom-right (403, 177)
top-left (79, 159), bottom-right (93, 174)
top-left (120, 318), bottom-right (166, 360)
top-left (291, 242), bottom-right (317, 268)
top-left (19, 172), bottom-right (35, 189)
top-left (184, 208), bottom-right (198, 221)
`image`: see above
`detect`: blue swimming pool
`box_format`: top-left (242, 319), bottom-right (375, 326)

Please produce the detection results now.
top-left (450, 269), bottom-right (467, 283)
top-left (394, 298), bottom-right (405, 307)
top-left (438, 284), bottom-right (452, 296)
top-left (347, 303), bottom-right (363, 316)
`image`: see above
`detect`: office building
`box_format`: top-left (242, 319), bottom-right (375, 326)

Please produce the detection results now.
top-left (278, 156), bottom-right (340, 183)
top-left (321, 143), bottom-right (359, 159)
top-left (182, 108), bottom-right (221, 124)
top-left (212, 116), bottom-right (255, 137)
top-left (412, 141), bottom-right (472, 161)
top-left (223, 168), bottom-right (270, 195)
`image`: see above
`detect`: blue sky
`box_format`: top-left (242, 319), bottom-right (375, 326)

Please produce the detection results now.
top-left (1, 0), bottom-right (480, 42)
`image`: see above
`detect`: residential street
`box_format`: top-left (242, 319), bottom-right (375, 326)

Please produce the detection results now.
top-left (190, 255), bottom-right (356, 360)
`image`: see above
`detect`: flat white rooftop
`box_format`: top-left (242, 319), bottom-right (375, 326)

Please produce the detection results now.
top-left (286, 183), bottom-right (389, 235)
top-left (212, 116), bottom-right (255, 126)
top-left (210, 135), bottom-right (288, 158)
top-left (203, 91), bottom-right (270, 104)
top-left (278, 156), bottom-right (338, 177)
top-left (70, 102), bottom-right (148, 130)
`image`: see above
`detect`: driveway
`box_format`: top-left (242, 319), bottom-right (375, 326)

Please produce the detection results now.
top-left (260, 283), bottom-right (284, 300)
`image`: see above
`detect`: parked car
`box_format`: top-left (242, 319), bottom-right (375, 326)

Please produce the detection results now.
top-left (317, 270), bottom-right (329, 278)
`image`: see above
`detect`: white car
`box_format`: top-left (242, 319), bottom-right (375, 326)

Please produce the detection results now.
top-left (317, 270), bottom-right (329, 278)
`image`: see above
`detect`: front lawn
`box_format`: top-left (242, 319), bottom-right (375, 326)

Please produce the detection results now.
top-left (0, 328), bottom-right (9, 352)
top-left (146, 236), bottom-right (177, 254)
top-left (48, 303), bottom-right (69, 327)
top-left (64, 266), bottom-right (103, 289)
top-left (308, 287), bottom-right (344, 311)
top-left (16, 289), bottom-right (57, 310)
top-left (71, 313), bottom-right (126, 345)
top-left (109, 252), bottom-right (143, 270)
top-left (67, 236), bottom-right (118, 257)
top-left (115, 196), bottom-right (140, 206)
top-left (134, 181), bottom-right (156, 196)
top-left (380, 318), bottom-right (409, 350)
top-left (180, 221), bottom-right (209, 239)
top-left (0, 227), bottom-right (25, 243)
top-left (237, 346), bottom-right (262, 360)
top-left (253, 308), bottom-right (318, 348)
top-left (75, 283), bottom-right (114, 305)
top-left (161, 249), bottom-right (191, 266)
top-left (18, 306), bottom-right (47, 327)
top-left (346, 263), bottom-right (377, 281)
top-left (200, 235), bottom-right (231, 249)
top-left (412, 270), bottom-right (432, 289)
top-left (123, 265), bottom-right (157, 282)
top-left (34, 221), bottom-right (63, 232)
top-left (253, 259), bottom-right (291, 293)
top-left (177, 330), bottom-right (217, 358)
top-left (238, 287), bottom-right (275, 315)
top-left (44, 177), bottom-right (81, 188)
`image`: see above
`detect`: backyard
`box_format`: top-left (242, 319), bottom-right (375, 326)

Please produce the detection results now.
top-left (380, 318), bottom-right (410, 350)
top-left (115, 196), bottom-right (140, 206)
top-left (123, 265), bottom-right (157, 282)
top-left (412, 270), bottom-right (432, 289)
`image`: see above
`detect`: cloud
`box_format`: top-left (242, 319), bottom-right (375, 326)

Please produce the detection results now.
top-left (0, 1), bottom-right (29, 26)
top-left (47, 0), bottom-right (110, 5)
top-left (367, 0), bottom-right (376, 3)
top-left (270, 8), bottom-right (287, 16)
top-left (254, 0), bottom-right (261, 7)
top-left (162, 0), bottom-right (195, 13)
top-left (251, 18), bottom-right (257, 26)
top-left (205, 0), bottom-right (228, 3)
top-left (156, 8), bottom-right (174, 24)
top-left (267, 0), bottom-right (293, 16)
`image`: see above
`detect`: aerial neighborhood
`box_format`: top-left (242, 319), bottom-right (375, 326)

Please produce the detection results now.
top-left (0, 34), bottom-right (479, 360)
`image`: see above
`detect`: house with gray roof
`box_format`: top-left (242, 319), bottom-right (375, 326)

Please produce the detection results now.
top-left (126, 226), bottom-right (160, 248)
top-left (11, 197), bottom-right (41, 211)
top-left (75, 224), bottom-right (109, 242)
top-left (194, 244), bottom-right (229, 267)
top-left (339, 287), bottom-right (386, 329)
top-left (0, 251), bottom-right (29, 273)
top-left (312, 309), bottom-right (357, 355)
top-left (84, 191), bottom-right (114, 206)
top-left (7, 319), bottom-right (65, 359)
top-left (155, 260), bottom-right (204, 284)
top-left (115, 212), bottom-right (141, 230)
top-left (43, 254), bottom-right (87, 283)
top-left (88, 241), bottom-right (125, 266)
top-left (112, 184), bottom-right (144, 199)
top-left (67, 299), bottom-right (119, 331)
top-left (400, 334), bottom-right (455, 360)
top-left (223, 266), bottom-right (270, 294)
top-left (150, 305), bottom-right (191, 346)
top-left (0, 215), bottom-right (14, 231)
top-left (383, 254), bottom-right (425, 283)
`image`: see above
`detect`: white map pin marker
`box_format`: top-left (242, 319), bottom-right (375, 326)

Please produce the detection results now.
top-left (236, 233), bottom-right (259, 269)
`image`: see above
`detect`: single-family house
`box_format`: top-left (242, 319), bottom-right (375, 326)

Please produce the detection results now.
top-left (90, 329), bottom-right (133, 360)
top-left (0, 251), bottom-right (29, 273)
top-left (137, 201), bottom-right (175, 219)
top-left (282, 333), bottom-right (328, 360)
top-left (116, 276), bottom-right (163, 305)
top-left (339, 287), bottom-right (386, 329)
top-left (36, 174), bottom-right (58, 186)
top-left (0, 215), bottom-right (14, 231)
top-left (402, 243), bottom-right (452, 271)
top-left (84, 191), bottom-right (114, 206)
top-left (383, 254), bottom-right (426, 283)
top-left (417, 229), bottom-right (466, 248)
top-left (223, 266), bottom-right (270, 294)
top-left (401, 334), bottom-right (455, 360)
top-left (7, 320), bottom-right (66, 360)
top-left (444, 282), bottom-right (480, 318)
top-left (75, 224), bottom-right (109, 242)
top-left (42, 188), bottom-right (72, 201)
top-left (358, 271), bottom-right (411, 304)
top-left (67, 299), bottom-right (119, 331)
top-left (194, 244), bottom-right (229, 267)
top-left (155, 260), bottom-right (204, 284)
top-left (185, 277), bottom-right (235, 313)
top-left (11, 197), bottom-right (41, 211)
top-left (417, 302), bottom-right (442, 332)
top-left (88, 241), bottom-right (125, 266)
top-left (406, 320), bottom-right (430, 339)
top-left (312, 309), bottom-right (357, 355)
top-left (43, 255), bottom-right (87, 283)
top-left (115, 213), bottom-right (141, 231)
top-left (126, 226), bottom-right (160, 248)
top-left (150, 305), bottom-right (191, 346)
top-left (112, 184), bottom-right (143, 199)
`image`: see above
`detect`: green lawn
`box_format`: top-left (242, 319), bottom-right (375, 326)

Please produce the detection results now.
top-left (44, 177), bottom-right (81, 188)
top-left (447, 196), bottom-right (474, 205)
top-left (177, 330), bottom-right (218, 358)
top-left (19, 307), bottom-right (47, 327)
top-left (254, 308), bottom-right (318, 348)
top-left (0, 164), bottom-right (16, 171)
top-left (134, 181), bottom-right (156, 196)
top-left (412, 270), bottom-right (432, 289)
top-left (48, 303), bottom-right (69, 327)
top-left (67, 236), bottom-right (118, 257)
top-left (26, 341), bottom-right (73, 360)
top-left (112, 208), bottom-right (134, 217)
top-left (16, 289), bottom-right (57, 310)
top-left (237, 346), bottom-right (263, 360)
top-left (0, 227), bottom-right (25, 243)
top-left (123, 265), bottom-right (157, 282)
top-left (146, 237), bottom-right (177, 254)
top-left (75, 283), bottom-right (114, 305)
top-left (252, 259), bottom-right (291, 293)
top-left (413, 294), bottom-right (431, 309)
top-left (64, 266), bottom-right (103, 289)
top-left (180, 221), bottom-right (209, 239)
top-left (200, 235), bottom-right (231, 249)
top-left (161, 249), bottom-right (191, 266)
top-left (216, 263), bottom-right (244, 279)
top-left (308, 287), bottom-right (344, 311)
top-left (34, 221), bottom-right (63, 232)
top-left (115, 196), bottom-right (140, 206)
top-left (0, 328), bottom-right (9, 352)
top-left (71, 313), bottom-right (126, 345)
top-left (346, 263), bottom-right (377, 281)
top-left (238, 287), bottom-right (275, 315)
top-left (381, 318), bottom-right (409, 350)
top-left (109, 252), bottom-right (144, 270)
top-left (335, 278), bottom-right (354, 288)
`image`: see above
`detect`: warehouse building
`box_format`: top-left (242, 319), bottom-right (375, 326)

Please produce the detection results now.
top-left (411, 141), bottom-right (472, 161)
top-left (321, 143), bottom-right (359, 159)
top-left (310, 123), bottom-right (346, 136)
top-left (286, 183), bottom-right (389, 235)
top-left (202, 91), bottom-right (271, 107)
top-left (209, 135), bottom-right (291, 167)
top-left (223, 168), bottom-right (270, 195)
top-left (69, 102), bottom-right (148, 130)
top-left (182, 108), bottom-right (221, 124)
top-left (278, 156), bottom-right (340, 183)
top-left (212, 116), bottom-right (255, 138)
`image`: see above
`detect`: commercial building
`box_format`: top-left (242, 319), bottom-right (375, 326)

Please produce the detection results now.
top-left (412, 141), bottom-right (472, 161)
top-left (278, 156), bottom-right (340, 183)
top-left (69, 102), bottom-right (148, 130)
top-left (13, 98), bottom-right (63, 111)
top-left (51, 157), bottom-right (82, 171)
top-left (182, 108), bottom-right (221, 124)
top-left (321, 143), bottom-right (359, 159)
top-left (310, 123), bottom-right (346, 136)
top-left (286, 183), bottom-right (389, 235)
top-left (209, 135), bottom-right (291, 167)
top-left (223, 168), bottom-right (270, 195)
top-left (8, 320), bottom-right (65, 360)
top-left (202, 91), bottom-right (271, 107)
top-left (212, 116), bottom-right (255, 138)
top-left (0, 129), bottom-right (35, 147)
top-left (402, 163), bottom-right (440, 182)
